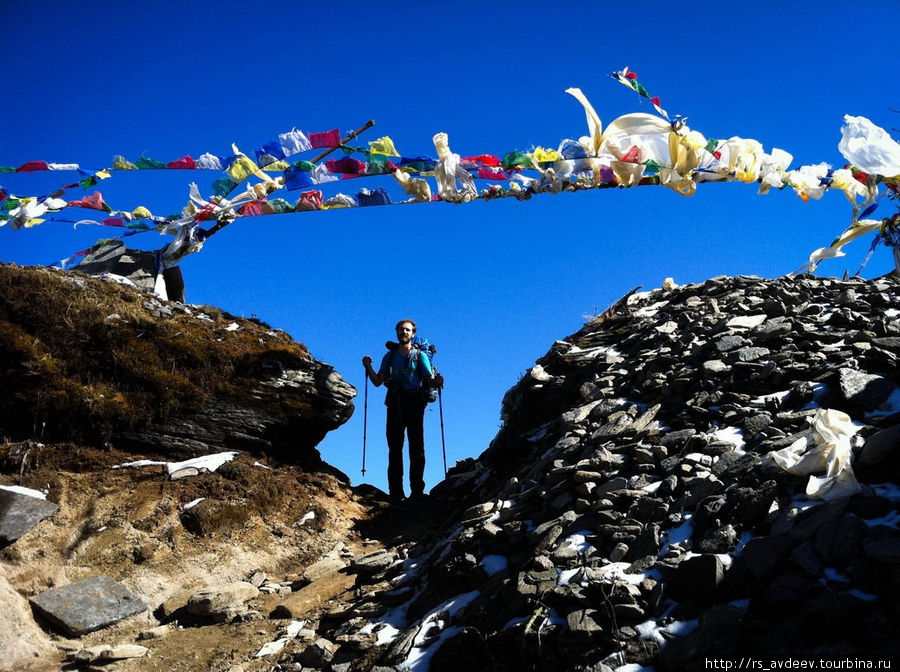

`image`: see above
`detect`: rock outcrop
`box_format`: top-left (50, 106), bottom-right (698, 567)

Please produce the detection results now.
top-left (0, 263), bottom-right (355, 467)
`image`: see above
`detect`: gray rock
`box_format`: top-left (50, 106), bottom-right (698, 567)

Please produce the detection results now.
top-left (742, 534), bottom-right (793, 580)
top-left (814, 514), bottom-right (867, 567)
top-left (696, 524), bottom-right (738, 554)
top-left (379, 625), bottom-right (420, 666)
top-left (838, 368), bottom-right (896, 409)
top-left (789, 541), bottom-right (824, 576)
top-left (859, 425), bottom-right (900, 466)
top-left (302, 556), bottom-right (347, 583)
top-left (0, 488), bottom-right (58, 547)
top-left (733, 346), bottom-right (770, 362)
top-left (29, 576), bottom-right (147, 636)
top-left (351, 549), bottom-right (395, 575)
top-left (703, 359), bottom-right (728, 374)
top-left (666, 554), bottom-right (726, 602)
top-left (714, 335), bottom-right (747, 352)
top-left (593, 476), bottom-right (629, 498)
top-left (863, 535), bottom-right (900, 563)
top-left (187, 582), bottom-right (259, 620)
top-left (565, 608), bottom-right (603, 639)
top-left (297, 637), bottom-right (336, 667)
top-left (592, 412), bottom-right (634, 438)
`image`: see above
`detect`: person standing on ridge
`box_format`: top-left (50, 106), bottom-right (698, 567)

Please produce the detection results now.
top-left (362, 319), bottom-right (442, 504)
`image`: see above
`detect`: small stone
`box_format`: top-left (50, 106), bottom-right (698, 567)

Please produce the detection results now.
top-left (187, 582), bottom-right (259, 619)
top-left (703, 359), bottom-right (728, 374)
top-left (297, 637), bottom-right (336, 668)
top-left (727, 315), bottom-right (767, 330)
top-left (733, 346), bottom-right (770, 362)
top-left (609, 543), bottom-right (629, 562)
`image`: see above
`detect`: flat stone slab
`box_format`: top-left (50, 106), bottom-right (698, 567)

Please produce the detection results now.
top-left (29, 575), bottom-right (147, 636)
top-left (0, 488), bottom-right (58, 547)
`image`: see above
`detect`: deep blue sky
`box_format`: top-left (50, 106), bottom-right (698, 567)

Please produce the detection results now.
top-left (3, 2), bottom-right (898, 494)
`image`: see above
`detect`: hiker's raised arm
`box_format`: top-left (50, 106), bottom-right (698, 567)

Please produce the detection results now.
top-left (362, 355), bottom-right (384, 386)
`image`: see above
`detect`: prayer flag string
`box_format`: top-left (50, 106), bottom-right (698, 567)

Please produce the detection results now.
top-left (3, 67), bottom-right (898, 275)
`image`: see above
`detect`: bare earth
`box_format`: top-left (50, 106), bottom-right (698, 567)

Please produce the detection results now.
top-left (1, 443), bottom-right (386, 672)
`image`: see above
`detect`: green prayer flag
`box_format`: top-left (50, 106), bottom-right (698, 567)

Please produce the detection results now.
top-left (366, 155), bottom-right (392, 174)
top-left (268, 198), bottom-right (293, 214)
top-left (211, 178), bottom-right (236, 197)
top-left (2, 198), bottom-right (20, 210)
top-left (502, 150), bottom-right (532, 170)
top-left (635, 82), bottom-right (650, 98)
top-left (0, 166), bottom-right (15, 173)
top-left (705, 139), bottom-right (719, 153)
top-left (293, 160), bottom-right (316, 172)
top-left (136, 156), bottom-right (168, 170)
top-left (79, 176), bottom-right (98, 189)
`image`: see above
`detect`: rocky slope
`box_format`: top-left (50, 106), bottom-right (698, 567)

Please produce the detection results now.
top-left (307, 274), bottom-right (900, 671)
top-left (2, 269), bottom-right (899, 672)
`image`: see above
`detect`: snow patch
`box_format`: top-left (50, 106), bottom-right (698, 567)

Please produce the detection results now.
top-left (711, 426), bottom-right (745, 450)
top-left (0, 484), bottom-right (48, 500)
top-left (481, 555), bottom-right (508, 576)
top-left (113, 451), bottom-right (238, 478)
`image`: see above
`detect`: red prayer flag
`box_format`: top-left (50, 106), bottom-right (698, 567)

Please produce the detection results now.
top-left (326, 157), bottom-right (366, 175)
top-left (297, 190), bottom-right (323, 211)
top-left (462, 154), bottom-right (502, 168)
top-left (621, 146), bottom-right (642, 164)
top-left (476, 169), bottom-right (509, 180)
top-left (167, 155), bottom-right (196, 169)
top-left (68, 191), bottom-right (107, 211)
top-left (102, 218), bottom-right (125, 227)
top-left (17, 160), bottom-right (50, 172)
top-left (309, 129), bottom-right (342, 149)
top-left (625, 72), bottom-right (638, 80)
top-left (239, 200), bottom-right (266, 217)
top-left (650, 97), bottom-right (661, 106)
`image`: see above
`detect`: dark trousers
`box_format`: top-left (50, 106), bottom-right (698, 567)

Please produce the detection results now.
top-left (386, 389), bottom-right (426, 499)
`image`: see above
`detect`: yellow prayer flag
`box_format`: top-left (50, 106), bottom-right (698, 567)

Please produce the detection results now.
top-left (368, 136), bottom-right (401, 157)
top-left (532, 147), bottom-right (559, 163)
top-left (132, 206), bottom-right (152, 219)
top-left (227, 156), bottom-right (260, 183)
top-left (96, 170), bottom-right (112, 180)
top-left (262, 160), bottom-right (289, 172)
top-left (24, 218), bottom-right (45, 228)
top-left (113, 156), bottom-right (138, 170)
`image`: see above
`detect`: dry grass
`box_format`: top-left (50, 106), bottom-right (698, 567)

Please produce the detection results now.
top-left (0, 263), bottom-right (311, 445)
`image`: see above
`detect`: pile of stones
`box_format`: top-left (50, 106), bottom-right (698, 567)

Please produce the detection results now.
top-left (294, 275), bottom-right (900, 671)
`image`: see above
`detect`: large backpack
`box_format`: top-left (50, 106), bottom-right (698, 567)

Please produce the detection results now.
top-left (386, 336), bottom-right (439, 403)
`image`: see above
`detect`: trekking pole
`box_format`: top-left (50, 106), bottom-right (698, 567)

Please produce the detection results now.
top-left (361, 372), bottom-right (368, 477)
top-left (438, 387), bottom-right (448, 477)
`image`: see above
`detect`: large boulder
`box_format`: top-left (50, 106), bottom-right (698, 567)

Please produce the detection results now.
top-left (0, 263), bottom-right (355, 467)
